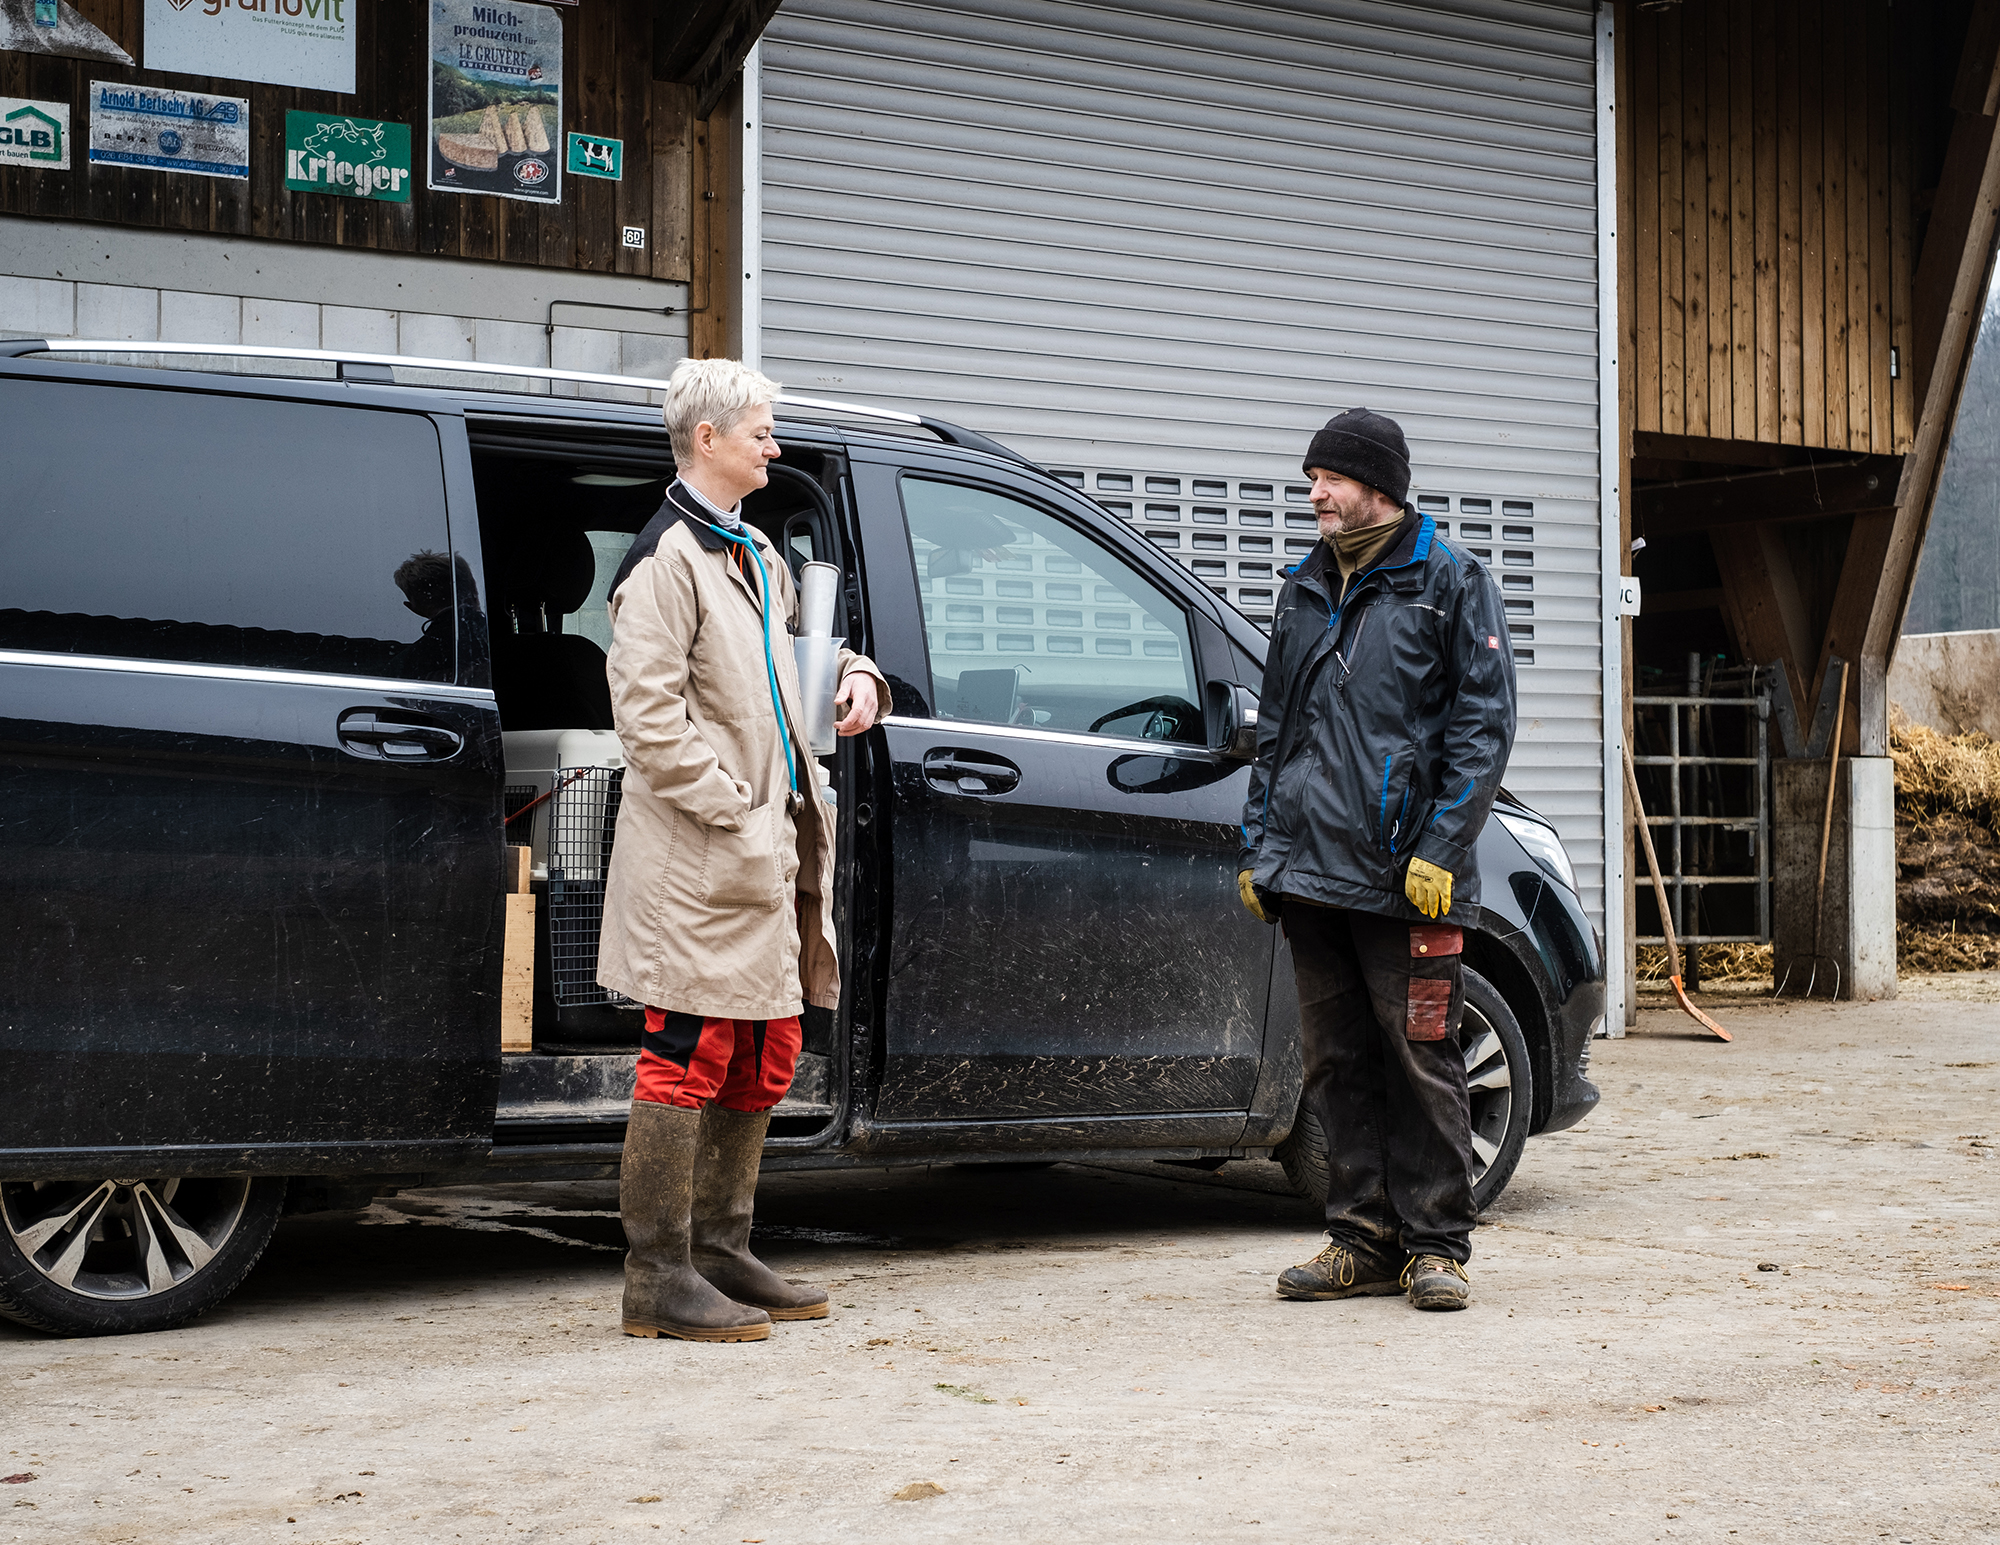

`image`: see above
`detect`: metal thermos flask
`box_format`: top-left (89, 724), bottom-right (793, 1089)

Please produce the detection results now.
top-left (793, 561), bottom-right (843, 756)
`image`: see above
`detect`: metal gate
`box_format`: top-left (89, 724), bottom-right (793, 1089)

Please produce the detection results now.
top-left (757, 0), bottom-right (1610, 925)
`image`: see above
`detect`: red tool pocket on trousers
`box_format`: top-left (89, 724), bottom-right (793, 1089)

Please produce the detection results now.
top-left (1409, 924), bottom-right (1463, 959)
top-left (1405, 978), bottom-right (1455, 1041)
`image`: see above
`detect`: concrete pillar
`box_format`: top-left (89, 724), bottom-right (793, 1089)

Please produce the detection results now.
top-left (1773, 756), bottom-right (1898, 999)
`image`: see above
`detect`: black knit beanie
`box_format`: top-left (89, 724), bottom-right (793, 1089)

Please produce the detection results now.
top-left (1301, 408), bottom-right (1412, 506)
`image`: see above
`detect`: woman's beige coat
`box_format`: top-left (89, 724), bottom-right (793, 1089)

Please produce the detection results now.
top-left (596, 505), bottom-right (889, 1020)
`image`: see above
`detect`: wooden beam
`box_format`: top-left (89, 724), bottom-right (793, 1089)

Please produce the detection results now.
top-left (1811, 510), bottom-right (1896, 753)
top-left (1636, 454), bottom-right (1903, 538)
top-left (501, 893), bottom-right (536, 1054)
top-left (690, 76), bottom-right (743, 361)
top-left (1634, 430), bottom-right (1828, 468)
top-left (1866, 0), bottom-right (2000, 753)
top-left (1710, 521), bottom-right (1818, 715)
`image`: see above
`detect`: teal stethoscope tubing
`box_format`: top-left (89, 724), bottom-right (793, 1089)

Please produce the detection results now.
top-left (705, 521), bottom-right (798, 797)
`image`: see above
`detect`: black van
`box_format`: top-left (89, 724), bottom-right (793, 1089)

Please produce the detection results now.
top-left (0, 341), bottom-right (1601, 1335)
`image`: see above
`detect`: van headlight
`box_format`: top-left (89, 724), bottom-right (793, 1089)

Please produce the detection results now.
top-left (1495, 810), bottom-right (1579, 894)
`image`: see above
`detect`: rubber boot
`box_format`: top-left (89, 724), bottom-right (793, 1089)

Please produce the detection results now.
top-left (690, 1105), bottom-right (830, 1321)
top-left (619, 1101), bottom-right (771, 1342)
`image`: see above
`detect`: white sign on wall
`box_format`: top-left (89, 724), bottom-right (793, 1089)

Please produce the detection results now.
top-left (143, 0), bottom-right (355, 94)
top-left (89, 82), bottom-right (249, 180)
top-left (0, 97), bottom-right (71, 169)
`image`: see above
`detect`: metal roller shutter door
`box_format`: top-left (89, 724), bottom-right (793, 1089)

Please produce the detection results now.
top-left (760, 0), bottom-right (1607, 926)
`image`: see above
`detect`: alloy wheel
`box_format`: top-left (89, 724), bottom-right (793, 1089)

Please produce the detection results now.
top-left (0, 1177), bottom-right (252, 1301)
top-left (1461, 1006), bottom-right (1514, 1189)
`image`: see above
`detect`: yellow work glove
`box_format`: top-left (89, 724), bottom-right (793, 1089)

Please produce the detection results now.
top-left (1405, 857), bottom-right (1454, 919)
top-left (1237, 869), bottom-right (1273, 924)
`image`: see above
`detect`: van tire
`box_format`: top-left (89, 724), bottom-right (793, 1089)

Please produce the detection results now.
top-left (1272, 966), bottom-right (1534, 1216)
top-left (0, 1176), bottom-right (286, 1337)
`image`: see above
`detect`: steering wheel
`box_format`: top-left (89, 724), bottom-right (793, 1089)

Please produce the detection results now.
top-left (1088, 695), bottom-right (1198, 739)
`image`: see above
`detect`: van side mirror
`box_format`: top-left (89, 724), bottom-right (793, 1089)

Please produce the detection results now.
top-left (1207, 681), bottom-right (1260, 761)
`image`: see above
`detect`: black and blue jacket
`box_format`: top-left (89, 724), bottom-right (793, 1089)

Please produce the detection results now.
top-left (1238, 506), bottom-right (1517, 921)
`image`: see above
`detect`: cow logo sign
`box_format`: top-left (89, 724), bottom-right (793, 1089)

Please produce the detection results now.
top-left (564, 131), bottom-right (620, 181)
top-left (284, 110), bottom-right (412, 203)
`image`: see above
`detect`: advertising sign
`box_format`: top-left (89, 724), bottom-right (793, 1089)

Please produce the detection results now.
top-left (427, 0), bottom-right (562, 205)
top-left (88, 82), bottom-right (249, 180)
top-left (0, 0), bottom-right (133, 65)
top-left (0, 97), bottom-right (70, 169)
top-left (143, 0), bottom-right (355, 94)
top-left (564, 131), bottom-right (620, 181)
top-left (284, 110), bottom-right (412, 202)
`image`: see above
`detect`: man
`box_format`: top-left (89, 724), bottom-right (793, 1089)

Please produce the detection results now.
top-left (1237, 408), bottom-right (1515, 1312)
top-left (598, 358), bottom-right (888, 1343)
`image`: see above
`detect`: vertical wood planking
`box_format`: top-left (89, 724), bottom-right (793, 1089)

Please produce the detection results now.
top-left (1889, 0), bottom-right (1915, 452)
top-left (575, 0), bottom-right (616, 273)
top-left (1801, 6), bottom-right (1826, 450)
top-left (613, 0), bottom-right (652, 277)
top-left (1822, 9), bottom-right (1850, 448)
top-left (1634, 5), bottom-right (1662, 434)
top-left (1753, 0), bottom-right (1780, 443)
top-left (1706, 0), bottom-right (1734, 435)
top-left (1866, 0), bottom-right (1894, 453)
top-left (1730, 0), bottom-right (1757, 440)
top-left (1846, 0), bottom-right (1874, 450)
top-left (651, 84), bottom-right (693, 284)
top-left (1659, 5), bottom-right (1687, 435)
top-left (1682, 2), bottom-right (1709, 434)
top-left (1778, 0), bottom-right (1804, 443)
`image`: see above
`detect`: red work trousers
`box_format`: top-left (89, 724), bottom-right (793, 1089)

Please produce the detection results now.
top-left (634, 1008), bottom-right (803, 1113)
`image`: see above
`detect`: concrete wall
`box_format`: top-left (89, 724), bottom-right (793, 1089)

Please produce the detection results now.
top-left (1773, 756), bottom-right (1898, 1001)
top-left (1890, 629), bottom-right (2000, 738)
top-left (0, 217), bottom-right (690, 396)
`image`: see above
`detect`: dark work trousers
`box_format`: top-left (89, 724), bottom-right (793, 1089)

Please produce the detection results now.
top-left (1283, 902), bottom-right (1478, 1265)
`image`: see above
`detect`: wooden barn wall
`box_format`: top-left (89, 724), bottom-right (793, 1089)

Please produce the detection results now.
top-left (0, 0), bottom-right (693, 282)
top-left (1625, 0), bottom-right (1915, 454)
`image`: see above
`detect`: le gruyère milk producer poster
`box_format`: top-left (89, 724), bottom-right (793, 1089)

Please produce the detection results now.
top-left (427, 0), bottom-right (561, 204)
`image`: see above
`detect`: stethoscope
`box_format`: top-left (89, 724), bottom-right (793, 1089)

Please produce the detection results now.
top-left (663, 482), bottom-right (801, 807)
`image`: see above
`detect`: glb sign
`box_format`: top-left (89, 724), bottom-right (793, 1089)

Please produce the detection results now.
top-left (285, 111), bottom-right (411, 202)
top-left (0, 98), bottom-right (69, 168)
top-left (144, 0), bottom-right (356, 94)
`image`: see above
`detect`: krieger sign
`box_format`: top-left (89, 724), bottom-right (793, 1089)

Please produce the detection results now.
top-left (284, 111), bottom-right (411, 202)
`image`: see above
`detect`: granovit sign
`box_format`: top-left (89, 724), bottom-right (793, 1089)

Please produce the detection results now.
top-left (144, 0), bottom-right (356, 93)
top-left (284, 111), bottom-right (411, 202)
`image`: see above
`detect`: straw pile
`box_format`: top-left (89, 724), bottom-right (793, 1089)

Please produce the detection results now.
top-left (1894, 723), bottom-right (2000, 971)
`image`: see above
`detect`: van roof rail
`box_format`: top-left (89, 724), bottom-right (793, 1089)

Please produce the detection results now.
top-left (0, 339), bottom-right (1033, 463)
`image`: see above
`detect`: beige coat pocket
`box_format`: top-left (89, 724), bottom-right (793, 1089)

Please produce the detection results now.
top-left (699, 801), bottom-right (783, 909)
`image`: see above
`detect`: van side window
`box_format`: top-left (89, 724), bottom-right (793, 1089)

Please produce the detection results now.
top-left (0, 379), bottom-right (463, 682)
top-left (899, 476), bottom-right (1202, 744)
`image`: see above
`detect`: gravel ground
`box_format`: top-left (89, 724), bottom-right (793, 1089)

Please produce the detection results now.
top-left (4, 992), bottom-right (1997, 1544)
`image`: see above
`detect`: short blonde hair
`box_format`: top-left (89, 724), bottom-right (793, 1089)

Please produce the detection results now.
top-left (662, 357), bottom-right (783, 463)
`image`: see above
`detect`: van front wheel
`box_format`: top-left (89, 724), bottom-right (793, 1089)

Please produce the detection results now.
top-left (0, 1175), bottom-right (286, 1336)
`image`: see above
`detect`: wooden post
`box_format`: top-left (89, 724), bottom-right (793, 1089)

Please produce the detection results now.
top-left (502, 845), bottom-right (535, 1054)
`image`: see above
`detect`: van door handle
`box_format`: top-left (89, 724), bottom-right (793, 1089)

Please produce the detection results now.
top-left (338, 709), bottom-right (464, 761)
top-left (922, 748), bottom-right (1021, 795)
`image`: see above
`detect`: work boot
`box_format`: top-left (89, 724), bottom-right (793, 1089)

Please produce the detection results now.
top-left (619, 1101), bottom-right (771, 1342)
top-left (1276, 1238), bottom-right (1404, 1301)
top-left (1401, 1254), bottom-right (1472, 1311)
top-left (690, 1104), bottom-right (830, 1321)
